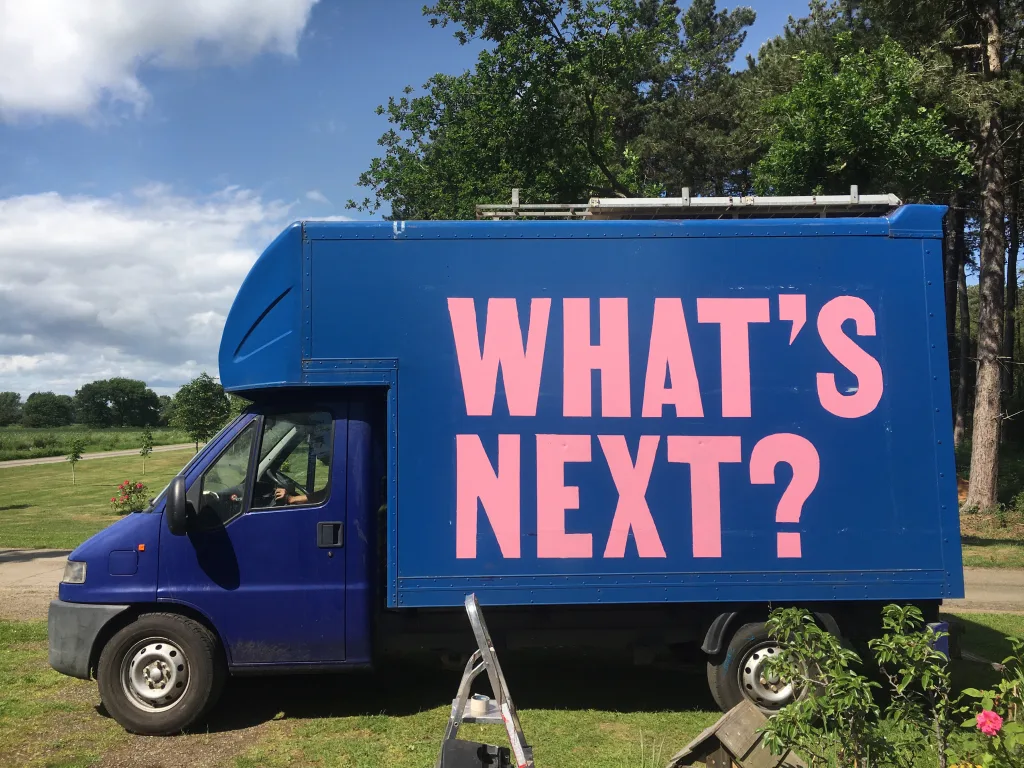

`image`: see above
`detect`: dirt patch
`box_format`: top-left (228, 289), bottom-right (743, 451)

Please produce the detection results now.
top-left (0, 587), bottom-right (55, 621)
top-left (96, 719), bottom-right (293, 768)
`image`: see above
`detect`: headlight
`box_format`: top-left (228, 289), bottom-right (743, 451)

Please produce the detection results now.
top-left (62, 561), bottom-right (87, 584)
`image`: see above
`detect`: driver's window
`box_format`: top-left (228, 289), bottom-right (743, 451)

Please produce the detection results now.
top-left (198, 421), bottom-right (257, 526)
top-left (253, 411), bottom-right (334, 510)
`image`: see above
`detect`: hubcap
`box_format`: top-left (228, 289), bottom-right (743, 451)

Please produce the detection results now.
top-left (739, 642), bottom-right (795, 709)
top-left (120, 636), bottom-right (190, 712)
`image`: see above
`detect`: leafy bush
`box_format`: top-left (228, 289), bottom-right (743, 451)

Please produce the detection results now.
top-left (110, 480), bottom-right (149, 515)
top-left (762, 605), bottom-right (1024, 768)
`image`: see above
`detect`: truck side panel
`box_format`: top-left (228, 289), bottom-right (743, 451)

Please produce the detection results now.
top-left (236, 212), bottom-right (962, 608)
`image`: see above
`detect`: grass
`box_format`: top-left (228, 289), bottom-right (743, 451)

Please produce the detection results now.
top-left (0, 613), bottom-right (1021, 768)
top-left (960, 507), bottom-right (1024, 568)
top-left (0, 426), bottom-right (190, 462)
top-left (0, 449), bottom-right (195, 549)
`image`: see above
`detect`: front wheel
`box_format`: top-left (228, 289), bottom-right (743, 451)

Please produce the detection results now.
top-left (97, 613), bottom-right (225, 735)
top-left (706, 621), bottom-right (802, 714)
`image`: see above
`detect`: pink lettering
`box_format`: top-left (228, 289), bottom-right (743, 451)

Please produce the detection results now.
top-left (598, 435), bottom-right (666, 558)
top-left (816, 296), bottom-right (884, 418)
top-left (697, 298), bottom-right (770, 417)
top-left (455, 434), bottom-right (521, 559)
top-left (563, 298), bottom-right (631, 417)
top-left (448, 298), bottom-right (550, 417)
top-left (536, 434), bottom-right (593, 558)
top-left (779, 294), bottom-right (806, 344)
top-left (642, 298), bottom-right (703, 418)
top-left (750, 433), bottom-right (820, 559)
top-left (667, 436), bottom-right (742, 558)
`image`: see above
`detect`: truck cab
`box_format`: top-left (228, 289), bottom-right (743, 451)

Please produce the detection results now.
top-left (49, 395), bottom-right (381, 734)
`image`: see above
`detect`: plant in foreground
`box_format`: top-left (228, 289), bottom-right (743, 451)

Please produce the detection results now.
top-left (110, 479), bottom-right (148, 515)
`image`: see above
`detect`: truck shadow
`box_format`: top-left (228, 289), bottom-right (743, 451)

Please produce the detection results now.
top-left (174, 655), bottom-right (715, 733)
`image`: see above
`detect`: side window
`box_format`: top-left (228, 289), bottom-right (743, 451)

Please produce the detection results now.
top-left (252, 412), bottom-right (334, 510)
top-left (198, 421), bottom-right (257, 526)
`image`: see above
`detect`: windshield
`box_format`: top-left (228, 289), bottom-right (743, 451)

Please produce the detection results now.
top-left (144, 413), bottom-right (252, 510)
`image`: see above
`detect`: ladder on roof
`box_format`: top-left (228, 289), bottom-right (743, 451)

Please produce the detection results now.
top-left (475, 186), bottom-right (901, 221)
top-left (436, 594), bottom-right (534, 768)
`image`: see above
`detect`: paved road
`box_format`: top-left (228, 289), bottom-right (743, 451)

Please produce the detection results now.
top-left (0, 443), bottom-right (196, 469)
top-left (1, 549), bottom-right (1021, 622)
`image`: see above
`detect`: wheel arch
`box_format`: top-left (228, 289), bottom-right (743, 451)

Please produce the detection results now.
top-left (701, 606), bottom-right (843, 657)
top-left (88, 602), bottom-right (226, 679)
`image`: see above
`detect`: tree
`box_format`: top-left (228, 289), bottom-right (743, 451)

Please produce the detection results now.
top-left (227, 393), bottom-right (250, 423)
top-left (170, 373), bottom-right (230, 453)
top-left (73, 378), bottom-right (160, 427)
top-left (0, 392), bottom-right (21, 427)
top-left (966, 0), bottom-right (1008, 510)
top-left (73, 381), bottom-right (113, 427)
top-left (349, 0), bottom-right (757, 219)
top-left (158, 395), bottom-right (174, 427)
top-left (751, 34), bottom-right (972, 199)
top-left (140, 429), bottom-right (153, 475)
top-left (22, 392), bottom-right (73, 428)
top-left (67, 439), bottom-right (84, 485)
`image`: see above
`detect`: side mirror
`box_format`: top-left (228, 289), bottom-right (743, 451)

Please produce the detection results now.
top-left (165, 475), bottom-right (190, 535)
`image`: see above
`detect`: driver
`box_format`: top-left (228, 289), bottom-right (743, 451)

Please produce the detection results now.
top-left (271, 422), bottom-right (331, 505)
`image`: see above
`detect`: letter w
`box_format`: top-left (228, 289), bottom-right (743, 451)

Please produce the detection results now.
top-left (448, 298), bottom-right (551, 416)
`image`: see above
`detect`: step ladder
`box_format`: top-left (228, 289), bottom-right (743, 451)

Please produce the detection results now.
top-left (436, 593), bottom-right (535, 768)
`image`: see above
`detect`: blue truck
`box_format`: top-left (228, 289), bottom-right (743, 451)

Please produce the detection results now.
top-left (47, 191), bottom-right (964, 736)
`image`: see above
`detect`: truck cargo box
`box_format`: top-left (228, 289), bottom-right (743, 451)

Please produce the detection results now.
top-left (218, 203), bottom-right (964, 609)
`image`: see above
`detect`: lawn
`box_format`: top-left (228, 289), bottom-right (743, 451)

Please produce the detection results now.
top-left (0, 426), bottom-right (190, 462)
top-left (1, 613), bottom-right (1020, 768)
top-left (0, 449), bottom-right (194, 550)
top-left (960, 507), bottom-right (1024, 568)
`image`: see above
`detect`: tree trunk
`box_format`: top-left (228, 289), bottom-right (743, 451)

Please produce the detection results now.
top-left (966, 0), bottom-right (1006, 510)
top-left (944, 193), bottom-right (960, 354)
top-left (1003, 171), bottom-right (1020, 402)
top-left (955, 253), bottom-right (971, 448)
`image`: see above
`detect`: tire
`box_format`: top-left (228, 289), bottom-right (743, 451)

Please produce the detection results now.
top-left (97, 613), bottom-right (225, 736)
top-left (706, 621), bottom-right (804, 715)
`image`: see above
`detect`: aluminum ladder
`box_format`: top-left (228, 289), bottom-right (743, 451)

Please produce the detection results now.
top-left (436, 593), bottom-right (535, 768)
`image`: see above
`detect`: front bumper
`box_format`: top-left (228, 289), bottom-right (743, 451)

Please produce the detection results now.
top-left (47, 599), bottom-right (129, 679)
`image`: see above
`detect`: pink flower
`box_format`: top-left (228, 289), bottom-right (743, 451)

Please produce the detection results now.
top-left (136, 483), bottom-right (143, 489)
top-left (976, 710), bottom-right (1003, 736)
top-left (110, 497), bottom-right (116, 503)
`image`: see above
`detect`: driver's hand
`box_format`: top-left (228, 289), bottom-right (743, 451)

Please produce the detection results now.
top-left (274, 488), bottom-right (288, 502)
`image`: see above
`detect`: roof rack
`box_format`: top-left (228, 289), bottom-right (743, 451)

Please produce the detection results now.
top-left (475, 186), bottom-right (902, 221)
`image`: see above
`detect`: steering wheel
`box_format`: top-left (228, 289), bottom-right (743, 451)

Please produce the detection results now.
top-left (265, 467), bottom-right (308, 505)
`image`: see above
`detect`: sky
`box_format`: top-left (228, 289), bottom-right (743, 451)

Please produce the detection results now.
top-left (0, 0), bottom-right (814, 399)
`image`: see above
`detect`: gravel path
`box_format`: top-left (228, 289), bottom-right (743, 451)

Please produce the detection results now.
top-left (0, 443), bottom-right (195, 470)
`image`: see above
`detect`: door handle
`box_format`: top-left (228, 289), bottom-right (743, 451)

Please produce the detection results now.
top-left (317, 521), bottom-right (344, 548)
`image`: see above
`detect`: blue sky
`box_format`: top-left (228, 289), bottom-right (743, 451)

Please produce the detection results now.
top-left (0, 0), bottom-right (814, 397)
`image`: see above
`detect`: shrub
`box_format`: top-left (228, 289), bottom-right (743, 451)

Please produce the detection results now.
top-left (110, 479), bottom-right (148, 515)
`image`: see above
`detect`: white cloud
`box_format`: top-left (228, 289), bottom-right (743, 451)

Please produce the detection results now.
top-left (306, 190), bottom-right (330, 204)
top-left (0, 185), bottom-right (340, 397)
top-left (0, 0), bottom-right (320, 121)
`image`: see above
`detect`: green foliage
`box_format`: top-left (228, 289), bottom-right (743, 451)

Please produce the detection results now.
top-left (109, 479), bottom-right (148, 515)
top-left (66, 439), bottom-right (85, 486)
top-left (764, 605), bottom-right (1024, 768)
top-left (349, 0), bottom-right (756, 219)
top-left (169, 373), bottom-right (230, 452)
top-left (21, 392), bottom-right (73, 428)
top-left (0, 426), bottom-right (188, 463)
top-left (73, 378), bottom-right (160, 427)
top-left (761, 607), bottom-right (889, 767)
top-left (140, 429), bottom-right (153, 475)
top-left (0, 392), bottom-right (21, 427)
top-left (227, 393), bottom-right (250, 422)
top-left (950, 636), bottom-right (1024, 766)
top-left (752, 33), bottom-right (972, 200)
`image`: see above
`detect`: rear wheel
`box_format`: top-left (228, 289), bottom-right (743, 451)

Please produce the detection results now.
top-left (706, 621), bottom-right (801, 714)
top-left (97, 613), bottom-right (225, 735)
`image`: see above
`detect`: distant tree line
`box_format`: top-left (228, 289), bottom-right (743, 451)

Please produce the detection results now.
top-left (0, 374), bottom-right (249, 447)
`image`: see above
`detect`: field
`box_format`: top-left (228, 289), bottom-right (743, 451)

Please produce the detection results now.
top-left (0, 426), bottom-right (190, 462)
top-left (0, 612), bottom-right (1019, 768)
top-left (0, 450), bottom-right (194, 550)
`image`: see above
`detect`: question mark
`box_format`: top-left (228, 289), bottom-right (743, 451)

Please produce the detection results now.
top-left (750, 434), bottom-right (820, 558)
